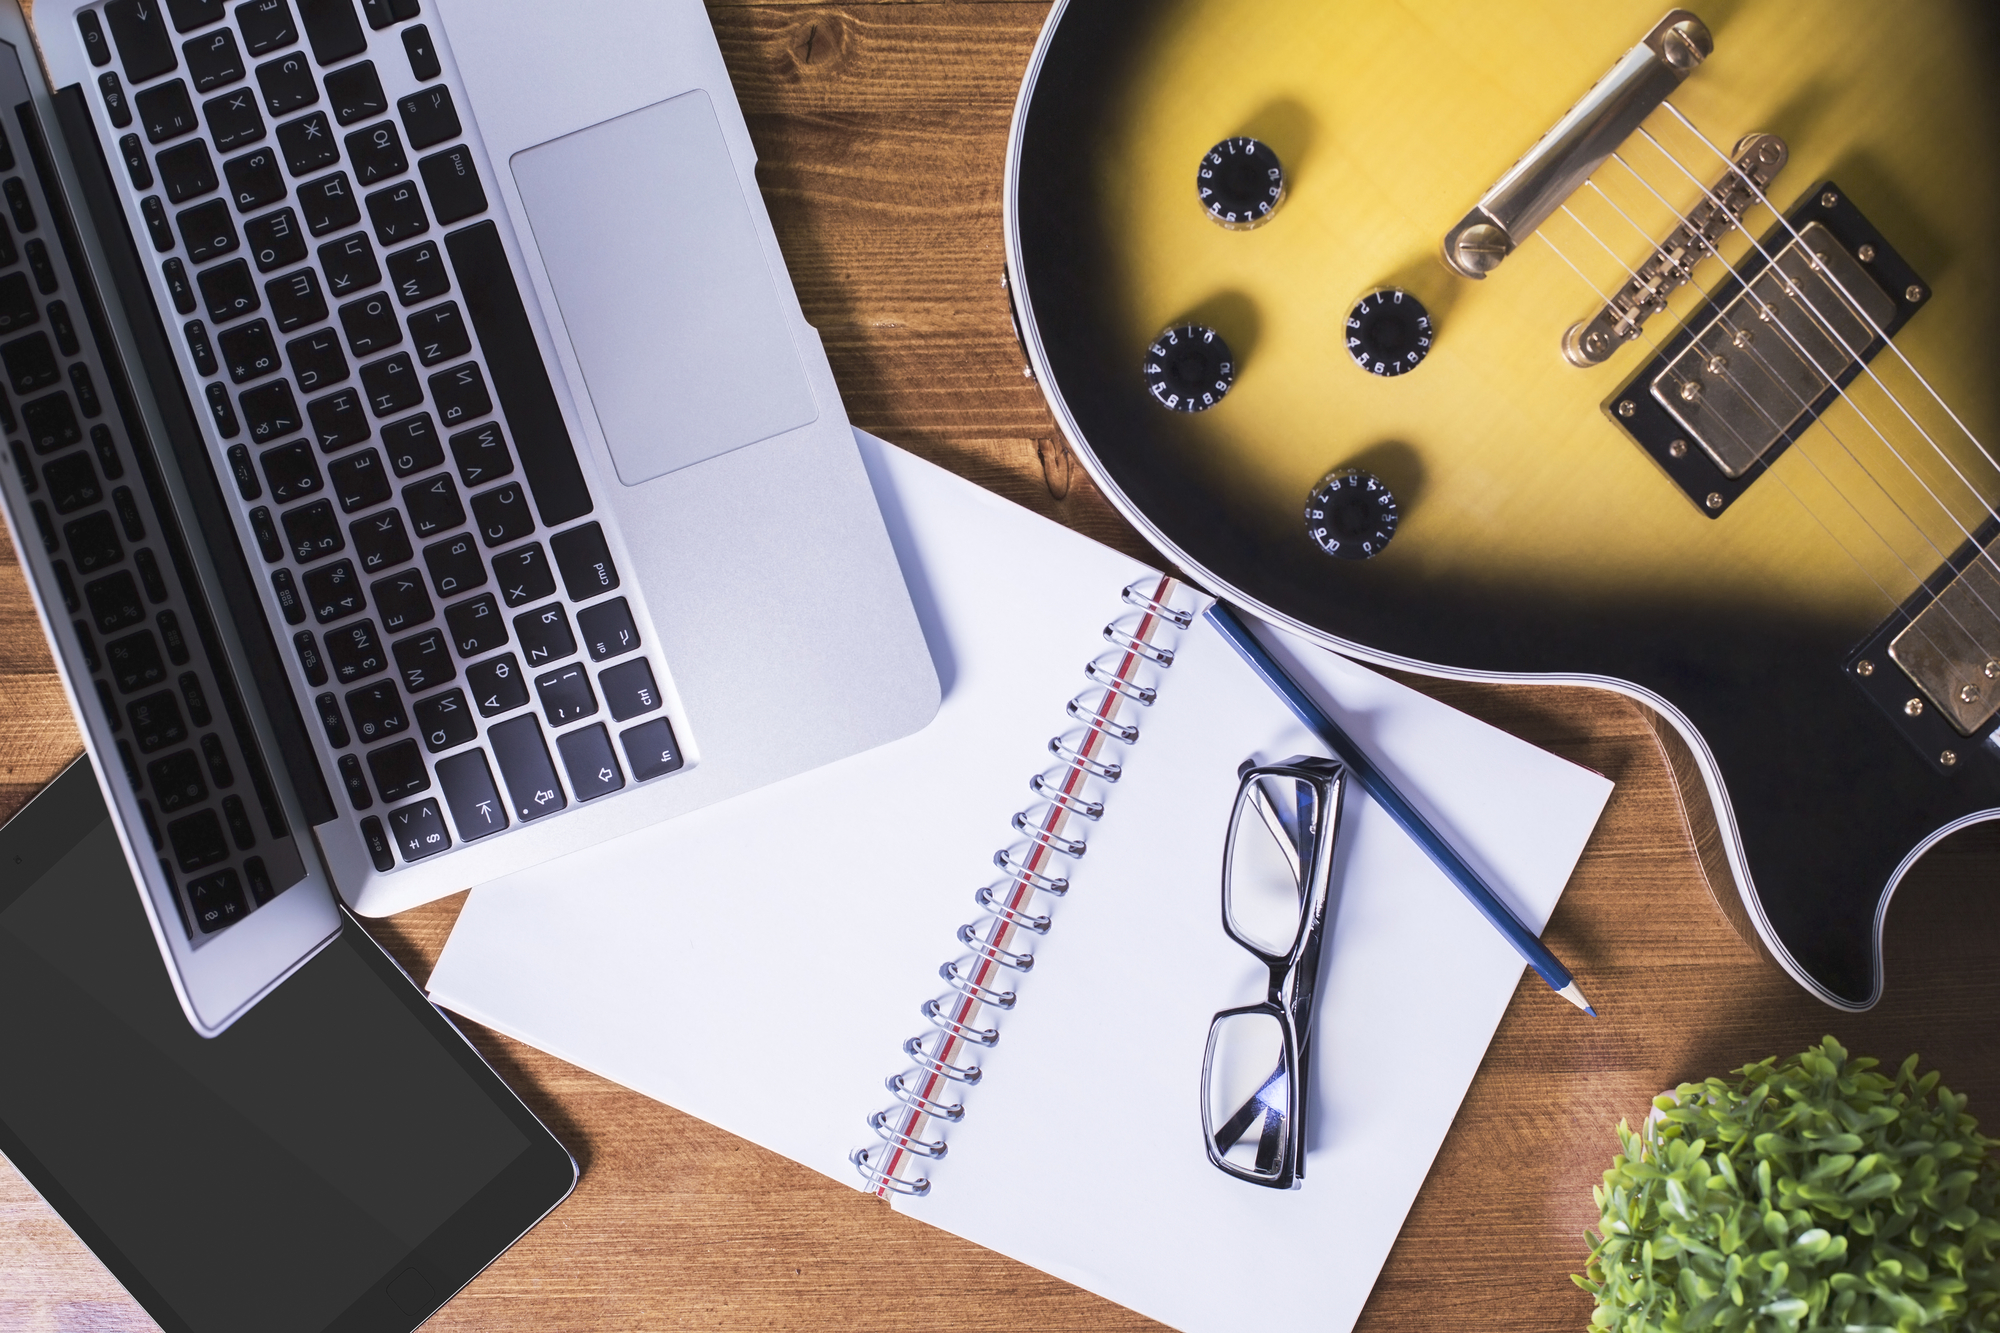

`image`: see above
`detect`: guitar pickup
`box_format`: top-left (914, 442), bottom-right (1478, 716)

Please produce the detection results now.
top-left (1604, 183), bottom-right (1930, 516)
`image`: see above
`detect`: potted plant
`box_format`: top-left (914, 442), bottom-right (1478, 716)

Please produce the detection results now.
top-left (1578, 1036), bottom-right (2000, 1331)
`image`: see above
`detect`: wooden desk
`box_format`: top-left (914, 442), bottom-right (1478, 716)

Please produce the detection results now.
top-left (7, 4), bottom-right (1999, 1329)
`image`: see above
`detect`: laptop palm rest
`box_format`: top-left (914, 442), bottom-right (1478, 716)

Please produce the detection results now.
top-left (511, 91), bottom-right (818, 486)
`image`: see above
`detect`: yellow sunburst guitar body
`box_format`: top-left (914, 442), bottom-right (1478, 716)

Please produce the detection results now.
top-left (1003, 0), bottom-right (2000, 1007)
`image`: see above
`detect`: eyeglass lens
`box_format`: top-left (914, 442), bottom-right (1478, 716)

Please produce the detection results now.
top-left (1223, 773), bottom-right (1320, 957)
top-left (1205, 1009), bottom-right (1292, 1178)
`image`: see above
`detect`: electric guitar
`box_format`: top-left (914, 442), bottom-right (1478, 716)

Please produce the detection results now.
top-left (1002, 0), bottom-right (2000, 1008)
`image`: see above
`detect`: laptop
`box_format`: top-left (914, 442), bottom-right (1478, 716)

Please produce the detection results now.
top-left (0, 0), bottom-right (940, 1035)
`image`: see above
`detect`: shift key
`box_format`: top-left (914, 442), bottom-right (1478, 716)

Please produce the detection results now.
top-left (436, 748), bottom-right (507, 840)
top-left (488, 713), bottom-right (565, 821)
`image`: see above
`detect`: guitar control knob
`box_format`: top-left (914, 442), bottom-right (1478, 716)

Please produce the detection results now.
top-left (1142, 324), bottom-right (1235, 412)
top-left (1197, 136), bottom-right (1286, 230)
top-left (1345, 289), bottom-right (1434, 376)
top-left (1305, 468), bottom-right (1399, 560)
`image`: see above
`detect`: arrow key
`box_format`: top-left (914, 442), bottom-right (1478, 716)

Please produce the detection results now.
top-left (555, 722), bottom-right (622, 802)
top-left (436, 747), bottom-right (507, 841)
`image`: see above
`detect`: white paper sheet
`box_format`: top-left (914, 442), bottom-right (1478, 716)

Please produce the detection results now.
top-left (427, 432), bottom-right (1612, 1333)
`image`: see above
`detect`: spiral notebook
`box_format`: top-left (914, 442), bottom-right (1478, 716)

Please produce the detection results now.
top-left (426, 432), bottom-right (1613, 1333)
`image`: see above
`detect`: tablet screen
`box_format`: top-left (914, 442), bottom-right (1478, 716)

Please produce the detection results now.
top-left (0, 780), bottom-right (542, 1332)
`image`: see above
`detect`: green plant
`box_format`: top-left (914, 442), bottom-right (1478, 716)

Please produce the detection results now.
top-left (1577, 1036), bottom-right (2000, 1332)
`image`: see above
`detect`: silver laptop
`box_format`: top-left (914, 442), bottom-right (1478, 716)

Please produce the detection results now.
top-left (1, 0), bottom-right (939, 1034)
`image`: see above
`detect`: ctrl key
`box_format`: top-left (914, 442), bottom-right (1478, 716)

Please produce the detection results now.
top-left (387, 798), bottom-right (452, 863)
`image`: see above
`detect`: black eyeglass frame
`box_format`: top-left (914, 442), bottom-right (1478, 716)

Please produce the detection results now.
top-left (1201, 755), bottom-right (1344, 1189)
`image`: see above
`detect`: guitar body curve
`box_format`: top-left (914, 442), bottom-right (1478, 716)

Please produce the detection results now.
top-left (1004, 0), bottom-right (2000, 1007)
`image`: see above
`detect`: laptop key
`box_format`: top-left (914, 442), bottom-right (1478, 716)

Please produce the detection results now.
top-left (201, 733), bottom-right (234, 786)
top-left (255, 50), bottom-right (316, 114)
top-left (422, 530), bottom-right (484, 598)
top-left (240, 378), bottom-right (300, 439)
top-left (371, 566), bottom-right (432, 631)
top-left (168, 0), bottom-right (227, 32)
top-left (398, 85), bottom-right (459, 150)
top-left (534, 663), bottom-right (595, 726)
top-left (328, 446), bottom-right (388, 510)
top-left (338, 289), bottom-right (400, 354)
top-left (401, 24), bottom-right (439, 81)
top-left (471, 480), bottom-right (531, 548)
top-left (176, 197), bottom-right (238, 260)
top-left (350, 505), bottom-right (410, 571)
top-left (365, 181), bottom-right (428, 244)
top-left (319, 231), bottom-right (378, 295)
top-left (345, 678), bottom-right (407, 742)
top-left (293, 628), bottom-right (326, 683)
top-left (387, 795), bottom-right (449, 860)
top-left (24, 391), bottom-right (83, 452)
top-left (271, 567), bottom-right (304, 622)
top-left (360, 349), bottom-right (420, 414)
top-left (489, 713), bottom-right (564, 822)
top-left (120, 134), bottom-right (154, 188)
top-left (258, 437), bottom-right (321, 502)
top-left (246, 504), bottom-right (281, 560)
top-left (550, 521), bottom-right (619, 601)
top-left (491, 540), bottom-right (553, 607)
top-left (201, 87), bottom-right (265, 150)
top-left (130, 688), bottom-right (190, 753)
top-left (224, 145), bottom-right (286, 210)
top-left (298, 169), bottom-right (359, 235)
top-left (25, 239), bottom-right (58, 293)
top-left (286, 327), bottom-right (347, 391)
top-left (182, 319), bottom-right (218, 375)
top-left (107, 628), bottom-right (167, 693)
top-left (324, 59), bottom-right (386, 126)
top-left (556, 724), bottom-right (622, 801)
top-left (266, 266), bottom-right (326, 330)
top-left (148, 748), bottom-right (207, 811)
top-left (599, 656), bottom-right (661, 722)
top-left (512, 601), bottom-right (573, 668)
top-left (100, 72), bottom-right (133, 127)
top-left (436, 747), bottom-right (505, 840)
top-left (386, 238), bottom-right (447, 304)
top-left (444, 590), bottom-right (503, 656)
top-left (245, 206), bottom-right (306, 270)
top-left (43, 451), bottom-right (101, 513)
top-left (0, 272), bottom-right (34, 332)
top-left (80, 10), bottom-right (113, 66)
top-left (413, 686), bottom-right (474, 752)
top-left (417, 145), bottom-right (484, 224)
top-left (186, 867), bottom-right (247, 931)
top-left (282, 497), bottom-right (342, 561)
top-left (65, 511), bottom-right (124, 573)
top-left (381, 412), bottom-right (441, 475)
top-left (408, 300), bottom-right (467, 365)
top-left (277, 109), bottom-right (338, 176)
top-left (138, 80), bottom-right (198, 143)
top-left (465, 650), bottom-right (526, 716)
top-left (345, 120), bottom-right (406, 185)
top-left (391, 626), bottom-right (452, 692)
top-left (3, 331), bottom-right (59, 392)
top-left (156, 139), bottom-right (218, 203)
top-left (621, 717), bottom-right (685, 781)
top-left (218, 318), bottom-right (278, 381)
top-left (403, 474), bottom-right (461, 540)
top-left (427, 360), bottom-right (487, 426)
top-left (183, 28), bottom-right (244, 93)
top-left (299, 0), bottom-right (367, 65)
top-left (367, 736), bottom-right (428, 801)
top-left (314, 690), bottom-right (348, 745)
top-left (324, 617), bottom-right (385, 683)
top-left (337, 751), bottom-right (370, 807)
top-left (308, 384), bottom-right (368, 449)
top-left (577, 596), bottom-right (639, 662)
top-left (302, 555), bottom-right (363, 620)
top-left (449, 421), bottom-right (509, 487)
top-left (107, 0), bottom-right (180, 84)
top-left (237, 0), bottom-right (299, 56)
top-left (198, 257), bottom-right (257, 320)
top-left (359, 814), bottom-right (393, 869)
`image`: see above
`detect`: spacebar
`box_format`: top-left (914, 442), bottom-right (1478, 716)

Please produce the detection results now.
top-left (445, 221), bottom-right (594, 527)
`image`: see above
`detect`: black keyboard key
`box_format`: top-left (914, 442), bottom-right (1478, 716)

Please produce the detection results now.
top-left (338, 751), bottom-right (371, 807)
top-left (471, 480), bottom-right (533, 548)
top-left (133, 551), bottom-right (168, 608)
top-left (65, 510), bottom-right (125, 573)
top-left (448, 421), bottom-right (509, 488)
top-left (206, 381), bottom-right (241, 435)
top-left (319, 231), bottom-right (377, 295)
top-left (138, 79), bottom-right (198, 143)
top-left (300, 0), bottom-right (367, 63)
top-left (407, 299), bottom-right (467, 365)
top-left (43, 451), bottom-right (102, 513)
top-left (365, 181), bottom-right (427, 244)
top-left (107, 0), bottom-right (180, 83)
top-left (422, 530), bottom-right (483, 598)
top-left (56, 306), bottom-right (85, 361)
top-left (621, 717), bottom-right (684, 781)
top-left (0, 272), bottom-right (33, 333)
top-left (247, 503), bottom-right (282, 561)
top-left (129, 688), bottom-right (189, 753)
top-left (328, 446), bottom-right (388, 510)
top-left (600, 657), bottom-right (662, 722)
top-left (360, 349), bottom-right (420, 414)
top-left (417, 144), bottom-right (484, 224)
top-left (315, 689), bottom-right (349, 745)
top-left (9, 439), bottom-right (37, 492)
top-left (167, 0), bottom-right (227, 31)
top-left (349, 505), bottom-right (409, 571)
top-left (512, 602), bottom-right (572, 669)
top-left (443, 590), bottom-right (502, 656)
top-left (224, 144), bottom-right (285, 210)
top-left (258, 437), bottom-right (321, 501)
top-left (489, 713), bottom-right (563, 821)
top-left (167, 809), bottom-right (228, 873)
top-left (282, 497), bottom-right (342, 561)
top-left (236, 0), bottom-right (298, 55)
top-left (286, 327), bottom-right (347, 391)
top-left (293, 627), bottom-right (327, 683)
top-left (307, 384), bottom-right (368, 450)
top-left (107, 628), bottom-right (168, 693)
top-left (396, 85), bottom-right (458, 151)
top-left (141, 195), bottom-right (174, 251)
top-left (121, 133), bottom-right (155, 188)
top-left (254, 51), bottom-right (316, 115)
top-left (80, 9), bottom-right (114, 66)
top-left (277, 109), bottom-right (338, 176)
top-left (401, 23), bottom-right (439, 81)
top-left (239, 378), bottom-right (300, 440)
top-left (466, 651), bottom-right (525, 716)
top-left (217, 317), bottom-right (279, 381)
top-left (100, 72), bottom-right (134, 128)
top-left (534, 662), bottom-right (595, 726)
top-left (148, 748), bottom-right (207, 811)
top-left (324, 616), bottom-right (385, 682)
top-left (435, 747), bottom-right (505, 840)
top-left (491, 540), bottom-right (553, 607)
top-left (183, 318), bottom-right (218, 374)
top-left (265, 266), bottom-right (325, 329)
top-left (201, 732), bottom-right (235, 786)
top-left (0, 213), bottom-right (15, 267)
top-left (114, 488), bottom-right (147, 542)
top-left (183, 27), bottom-right (243, 92)
top-left (427, 360), bottom-right (487, 427)
top-left (345, 677), bottom-right (407, 742)
top-left (550, 521), bottom-right (619, 602)
top-left (361, 0), bottom-right (398, 29)
top-left (385, 238), bottom-right (446, 304)
top-left (380, 411), bottom-right (440, 474)
top-left (446, 223), bottom-right (590, 526)
top-left (557, 723), bottom-right (622, 802)
top-left (391, 625), bottom-right (452, 692)
top-left (91, 425), bottom-right (124, 479)
top-left (2, 179), bottom-right (34, 234)
top-left (202, 86), bottom-right (265, 150)
top-left (298, 169), bottom-right (358, 235)
top-left (156, 139), bottom-right (217, 203)
top-left (186, 866), bottom-right (247, 930)
top-left (337, 288), bottom-right (399, 353)
top-left (386, 795), bottom-right (448, 859)
top-left (87, 570), bottom-right (145, 632)
top-left (197, 256), bottom-right (257, 321)
top-left (2, 332), bottom-right (58, 392)
top-left (324, 59), bottom-right (386, 126)
top-left (24, 391), bottom-right (83, 452)
top-left (360, 814), bottom-right (393, 869)
top-left (345, 120), bottom-right (405, 186)
top-left (222, 795), bottom-right (255, 848)
top-left (176, 197), bottom-right (238, 260)
top-left (243, 205), bottom-right (305, 270)
top-left (302, 554), bottom-right (363, 619)
top-left (69, 364), bottom-right (103, 418)
top-left (25, 239), bottom-right (58, 294)
top-left (414, 686), bottom-right (474, 752)
top-left (403, 471), bottom-right (460, 537)
top-left (271, 566), bottom-right (303, 621)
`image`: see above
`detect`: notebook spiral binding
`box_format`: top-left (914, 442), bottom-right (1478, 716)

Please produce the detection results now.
top-left (851, 575), bottom-right (1194, 1197)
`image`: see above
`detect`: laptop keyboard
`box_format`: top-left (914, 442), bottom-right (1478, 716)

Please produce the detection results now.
top-left (80, 0), bottom-right (684, 876)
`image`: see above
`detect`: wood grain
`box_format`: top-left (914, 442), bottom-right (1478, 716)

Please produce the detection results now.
top-left (6, 4), bottom-right (1999, 1331)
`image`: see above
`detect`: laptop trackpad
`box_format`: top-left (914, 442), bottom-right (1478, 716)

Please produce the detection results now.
top-left (511, 91), bottom-right (818, 486)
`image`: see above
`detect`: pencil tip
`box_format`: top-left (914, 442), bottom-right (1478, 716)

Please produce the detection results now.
top-left (1555, 980), bottom-right (1596, 1015)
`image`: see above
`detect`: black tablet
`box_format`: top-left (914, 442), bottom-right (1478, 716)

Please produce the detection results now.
top-left (0, 759), bottom-right (577, 1333)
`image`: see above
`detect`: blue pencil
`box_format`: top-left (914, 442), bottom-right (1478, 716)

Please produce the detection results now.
top-left (1204, 601), bottom-right (1597, 1015)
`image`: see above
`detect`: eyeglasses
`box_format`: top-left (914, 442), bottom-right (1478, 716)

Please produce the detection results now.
top-left (1201, 756), bottom-right (1344, 1189)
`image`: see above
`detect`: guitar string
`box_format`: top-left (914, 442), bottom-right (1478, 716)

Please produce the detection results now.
top-left (1630, 121), bottom-right (2000, 590)
top-left (1665, 100), bottom-right (1998, 474)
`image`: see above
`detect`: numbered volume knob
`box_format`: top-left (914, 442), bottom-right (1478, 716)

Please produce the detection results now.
top-left (1345, 289), bottom-right (1434, 376)
top-left (1305, 468), bottom-right (1399, 560)
top-left (1197, 137), bottom-right (1285, 230)
top-left (1143, 324), bottom-right (1235, 412)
